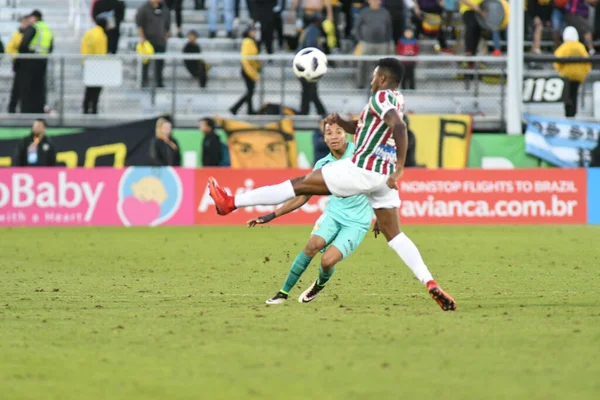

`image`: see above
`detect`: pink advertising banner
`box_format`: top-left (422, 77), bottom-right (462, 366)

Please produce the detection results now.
top-left (0, 168), bottom-right (195, 226)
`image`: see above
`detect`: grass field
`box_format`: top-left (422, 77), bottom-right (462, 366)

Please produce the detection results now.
top-left (1, 225), bottom-right (599, 400)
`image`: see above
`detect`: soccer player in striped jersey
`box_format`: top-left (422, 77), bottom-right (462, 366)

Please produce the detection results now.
top-left (247, 122), bottom-right (376, 305)
top-left (208, 57), bottom-right (456, 311)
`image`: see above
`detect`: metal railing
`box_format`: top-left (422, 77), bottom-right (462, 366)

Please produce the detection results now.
top-left (1, 53), bottom-right (598, 129)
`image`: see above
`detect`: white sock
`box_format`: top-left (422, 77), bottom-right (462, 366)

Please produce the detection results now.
top-left (234, 180), bottom-right (296, 208)
top-left (388, 233), bottom-right (434, 285)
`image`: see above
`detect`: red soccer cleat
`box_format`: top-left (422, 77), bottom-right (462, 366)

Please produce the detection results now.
top-left (426, 280), bottom-right (457, 311)
top-left (207, 177), bottom-right (236, 215)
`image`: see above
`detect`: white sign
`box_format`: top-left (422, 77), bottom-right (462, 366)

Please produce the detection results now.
top-left (83, 58), bottom-right (123, 87)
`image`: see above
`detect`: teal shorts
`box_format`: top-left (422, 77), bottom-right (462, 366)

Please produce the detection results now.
top-left (311, 213), bottom-right (368, 260)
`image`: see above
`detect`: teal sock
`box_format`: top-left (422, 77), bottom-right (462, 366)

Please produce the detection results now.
top-left (317, 265), bottom-right (335, 286)
top-left (281, 252), bottom-right (313, 293)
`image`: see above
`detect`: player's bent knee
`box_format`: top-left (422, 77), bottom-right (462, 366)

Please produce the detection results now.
top-left (321, 251), bottom-right (341, 270)
top-left (305, 237), bottom-right (325, 257)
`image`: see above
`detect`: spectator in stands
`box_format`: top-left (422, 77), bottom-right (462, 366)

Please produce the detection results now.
top-left (235, 0), bottom-right (253, 19)
top-left (595, 4), bottom-right (600, 51)
top-left (254, 0), bottom-right (277, 54)
top-left (6, 16), bottom-right (29, 113)
top-left (18, 10), bottom-right (54, 114)
top-left (230, 24), bottom-right (261, 115)
top-left (312, 120), bottom-right (330, 165)
top-left (208, 0), bottom-right (234, 38)
top-left (385, 0), bottom-right (409, 45)
top-left (354, 0), bottom-right (393, 89)
top-left (183, 30), bottom-right (208, 87)
top-left (528, 0), bottom-right (552, 55)
top-left (274, 0), bottom-right (286, 49)
top-left (298, 14), bottom-right (327, 115)
top-left (564, 0), bottom-right (597, 55)
top-left (442, 0), bottom-right (457, 40)
top-left (12, 119), bottom-right (56, 167)
top-left (459, 0), bottom-right (483, 57)
top-left (200, 118), bottom-right (224, 166)
top-left (81, 18), bottom-right (108, 114)
top-left (413, 0), bottom-right (451, 53)
top-left (166, 0), bottom-right (184, 38)
top-left (341, 0), bottom-right (356, 40)
top-left (288, 0), bottom-right (334, 27)
top-left (396, 28), bottom-right (418, 89)
top-left (136, 0), bottom-right (171, 88)
top-left (551, 1), bottom-right (566, 50)
top-left (553, 26), bottom-right (592, 117)
top-left (92, 0), bottom-right (125, 54)
top-left (150, 117), bottom-right (181, 166)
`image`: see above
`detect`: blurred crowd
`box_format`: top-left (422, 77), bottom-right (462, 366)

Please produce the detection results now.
top-left (0, 0), bottom-right (598, 116)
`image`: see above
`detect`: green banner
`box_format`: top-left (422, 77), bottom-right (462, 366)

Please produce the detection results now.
top-left (1, 128), bottom-right (555, 169)
top-left (468, 134), bottom-right (553, 168)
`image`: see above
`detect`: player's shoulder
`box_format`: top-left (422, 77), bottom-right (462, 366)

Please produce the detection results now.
top-left (313, 154), bottom-right (332, 170)
top-left (371, 89), bottom-right (403, 104)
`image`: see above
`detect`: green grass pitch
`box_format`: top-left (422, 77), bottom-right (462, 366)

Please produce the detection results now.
top-left (1, 225), bottom-right (599, 399)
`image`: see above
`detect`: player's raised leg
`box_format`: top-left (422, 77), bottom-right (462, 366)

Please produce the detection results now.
top-left (207, 169), bottom-right (331, 216)
top-left (374, 208), bottom-right (457, 311)
top-left (266, 235), bottom-right (326, 304)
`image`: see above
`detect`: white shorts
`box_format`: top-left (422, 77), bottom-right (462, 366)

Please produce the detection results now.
top-left (321, 158), bottom-right (401, 209)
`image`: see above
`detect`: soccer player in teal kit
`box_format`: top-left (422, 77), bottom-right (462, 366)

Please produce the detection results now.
top-left (247, 122), bottom-right (375, 304)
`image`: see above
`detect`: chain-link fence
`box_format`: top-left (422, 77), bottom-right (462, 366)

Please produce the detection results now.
top-left (0, 53), bottom-right (513, 127)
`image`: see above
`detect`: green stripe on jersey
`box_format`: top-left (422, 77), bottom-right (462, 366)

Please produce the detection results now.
top-left (369, 95), bottom-right (382, 115)
top-left (357, 123), bottom-right (387, 168)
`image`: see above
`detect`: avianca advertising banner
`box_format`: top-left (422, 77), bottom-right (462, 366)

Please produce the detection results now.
top-left (0, 168), bottom-right (195, 226)
top-left (196, 168), bottom-right (588, 225)
top-left (398, 169), bottom-right (587, 224)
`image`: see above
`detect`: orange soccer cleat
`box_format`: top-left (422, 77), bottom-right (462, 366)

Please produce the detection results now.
top-left (207, 177), bottom-right (236, 216)
top-left (426, 280), bottom-right (457, 311)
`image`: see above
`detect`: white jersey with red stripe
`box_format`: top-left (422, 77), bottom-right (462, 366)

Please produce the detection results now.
top-left (351, 89), bottom-right (404, 175)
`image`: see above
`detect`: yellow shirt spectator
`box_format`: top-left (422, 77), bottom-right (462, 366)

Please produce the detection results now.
top-left (460, 0), bottom-right (483, 14)
top-left (81, 25), bottom-right (108, 55)
top-left (241, 37), bottom-right (261, 82)
top-left (553, 27), bottom-right (592, 83)
top-left (6, 30), bottom-right (23, 55)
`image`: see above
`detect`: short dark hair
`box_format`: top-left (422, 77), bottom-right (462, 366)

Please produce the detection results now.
top-left (377, 57), bottom-right (404, 88)
top-left (34, 118), bottom-right (46, 127)
top-left (200, 118), bottom-right (216, 130)
top-left (95, 18), bottom-right (107, 29)
top-left (29, 10), bottom-right (42, 20)
top-left (188, 30), bottom-right (199, 38)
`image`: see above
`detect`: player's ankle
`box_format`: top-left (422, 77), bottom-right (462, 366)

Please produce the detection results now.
top-left (426, 280), bottom-right (438, 291)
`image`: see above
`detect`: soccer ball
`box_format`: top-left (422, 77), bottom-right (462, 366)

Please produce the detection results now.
top-left (293, 47), bottom-right (328, 83)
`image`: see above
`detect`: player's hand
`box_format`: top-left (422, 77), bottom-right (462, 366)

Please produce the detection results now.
top-left (386, 169), bottom-right (403, 189)
top-left (246, 217), bottom-right (265, 227)
top-left (373, 220), bottom-right (381, 238)
top-left (246, 212), bottom-right (276, 227)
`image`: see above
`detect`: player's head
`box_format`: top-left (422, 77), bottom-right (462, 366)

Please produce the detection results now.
top-left (28, 10), bottom-right (42, 23)
top-left (371, 58), bottom-right (404, 94)
top-left (323, 122), bottom-right (347, 153)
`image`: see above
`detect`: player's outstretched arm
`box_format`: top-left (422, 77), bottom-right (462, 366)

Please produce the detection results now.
top-left (324, 113), bottom-right (359, 135)
top-left (383, 109), bottom-right (408, 189)
top-left (247, 195), bottom-right (312, 227)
